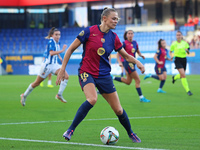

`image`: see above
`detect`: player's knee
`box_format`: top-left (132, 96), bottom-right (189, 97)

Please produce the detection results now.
top-left (87, 97), bottom-right (97, 105)
top-left (115, 108), bottom-right (123, 116)
top-left (180, 74), bottom-right (186, 78)
top-left (126, 81), bottom-right (131, 85)
top-left (65, 74), bottom-right (69, 80)
top-left (32, 82), bottom-right (39, 88)
top-left (159, 77), bottom-right (164, 80)
top-left (136, 78), bottom-right (140, 84)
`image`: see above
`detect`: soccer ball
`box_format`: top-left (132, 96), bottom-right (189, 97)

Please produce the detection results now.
top-left (100, 126), bottom-right (119, 145)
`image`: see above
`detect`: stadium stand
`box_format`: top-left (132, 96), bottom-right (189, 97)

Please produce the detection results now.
top-left (0, 25), bottom-right (195, 54)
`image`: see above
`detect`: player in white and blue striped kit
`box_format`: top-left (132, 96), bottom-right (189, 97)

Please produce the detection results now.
top-left (40, 49), bottom-right (54, 88)
top-left (20, 27), bottom-right (69, 106)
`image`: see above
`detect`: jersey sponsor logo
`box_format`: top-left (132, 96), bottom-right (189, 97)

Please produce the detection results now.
top-left (93, 34), bottom-right (98, 36)
top-left (79, 30), bottom-right (84, 36)
top-left (97, 47), bottom-right (105, 56)
top-left (101, 38), bottom-right (105, 43)
top-left (132, 48), bottom-right (135, 53)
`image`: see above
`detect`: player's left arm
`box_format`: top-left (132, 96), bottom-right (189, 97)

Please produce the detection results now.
top-left (166, 49), bottom-right (173, 61)
top-left (58, 54), bottom-right (62, 62)
top-left (185, 42), bottom-right (190, 54)
top-left (118, 48), bottom-right (145, 73)
top-left (135, 42), bottom-right (145, 59)
top-left (137, 49), bottom-right (145, 59)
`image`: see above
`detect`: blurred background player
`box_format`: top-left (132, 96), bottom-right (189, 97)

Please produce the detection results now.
top-left (170, 31), bottom-right (193, 96)
top-left (56, 8), bottom-right (145, 143)
top-left (40, 49), bottom-right (54, 88)
top-left (20, 27), bottom-right (69, 106)
top-left (113, 30), bottom-right (150, 102)
top-left (144, 39), bottom-right (172, 93)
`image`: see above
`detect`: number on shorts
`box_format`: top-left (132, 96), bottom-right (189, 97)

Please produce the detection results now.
top-left (80, 72), bottom-right (89, 80)
top-left (158, 68), bottom-right (161, 73)
top-left (129, 63), bottom-right (134, 69)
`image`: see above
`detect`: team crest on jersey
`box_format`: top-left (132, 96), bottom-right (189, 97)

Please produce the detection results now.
top-left (97, 47), bottom-right (105, 56)
top-left (131, 44), bottom-right (133, 47)
top-left (157, 49), bottom-right (160, 53)
top-left (132, 48), bottom-right (135, 53)
top-left (101, 38), bottom-right (105, 43)
top-left (79, 30), bottom-right (84, 36)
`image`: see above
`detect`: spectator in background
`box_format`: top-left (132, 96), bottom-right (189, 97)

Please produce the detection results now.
top-left (29, 19), bottom-right (36, 29)
top-left (73, 21), bottom-right (80, 27)
top-left (190, 35), bottom-right (199, 49)
top-left (187, 15), bottom-right (193, 24)
top-left (196, 28), bottom-right (200, 40)
top-left (169, 16), bottom-right (177, 26)
top-left (38, 21), bottom-right (44, 29)
top-left (193, 16), bottom-right (199, 30)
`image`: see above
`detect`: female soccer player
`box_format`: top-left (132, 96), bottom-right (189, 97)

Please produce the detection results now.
top-left (144, 39), bottom-right (172, 93)
top-left (113, 30), bottom-right (150, 102)
top-left (170, 31), bottom-right (193, 96)
top-left (56, 8), bottom-right (145, 143)
top-left (20, 27), bottom-right (69, 106)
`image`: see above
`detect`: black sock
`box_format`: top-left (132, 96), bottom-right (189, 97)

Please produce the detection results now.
top-left (69, 100), bottom-right (93, 131)
top-left (117, 109), bottom-right (133, 135)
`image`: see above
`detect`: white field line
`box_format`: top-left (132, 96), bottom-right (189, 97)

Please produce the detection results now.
top-left (0, 114), bottom-right (199, 126)
top-left (0, 137), bottom-right (168, 150)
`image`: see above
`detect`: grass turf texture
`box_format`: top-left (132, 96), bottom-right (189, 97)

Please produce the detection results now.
top-left (0, 75), bottom-right (199, 150)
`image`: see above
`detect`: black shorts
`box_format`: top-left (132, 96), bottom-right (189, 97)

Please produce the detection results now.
top-left (174, 57), bottom-right (187, 70)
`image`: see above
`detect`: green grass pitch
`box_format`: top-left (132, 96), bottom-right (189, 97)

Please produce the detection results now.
top-left (0, 75), bottom-right (199, 150)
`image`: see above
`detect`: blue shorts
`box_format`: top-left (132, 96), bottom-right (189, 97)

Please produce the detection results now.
top-left (78, 72), bottom-right (116, 94)
top-left (155, 66), bottom-right (167, 75)
top-left (122, 61), bottom-right (136, 74)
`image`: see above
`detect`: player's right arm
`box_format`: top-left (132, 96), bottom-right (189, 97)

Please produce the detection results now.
top-left (153, 54), bottom-right (163, 64)
top-left (50, 44), bottom-right (67, 56)
top-left (153, 49), bottom-right (163, 64)
top-left (56, 38), bottom-right (81, 85)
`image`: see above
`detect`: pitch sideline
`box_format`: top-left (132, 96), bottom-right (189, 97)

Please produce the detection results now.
top-left (0, 137), bottom-right (168, 150)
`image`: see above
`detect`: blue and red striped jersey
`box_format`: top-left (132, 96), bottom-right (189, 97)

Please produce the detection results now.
top-left (122, 40), bottom-right (139, 58)
top-left (156, 48), bottom-right (167, 68)
top-left (77, 25), bottom-right (122, 78)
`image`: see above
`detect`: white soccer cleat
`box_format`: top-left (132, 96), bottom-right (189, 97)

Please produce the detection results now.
top-left (55, 94), bottom-right (67, 103)
top-left (20, 93), bottom-right (26, 106)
